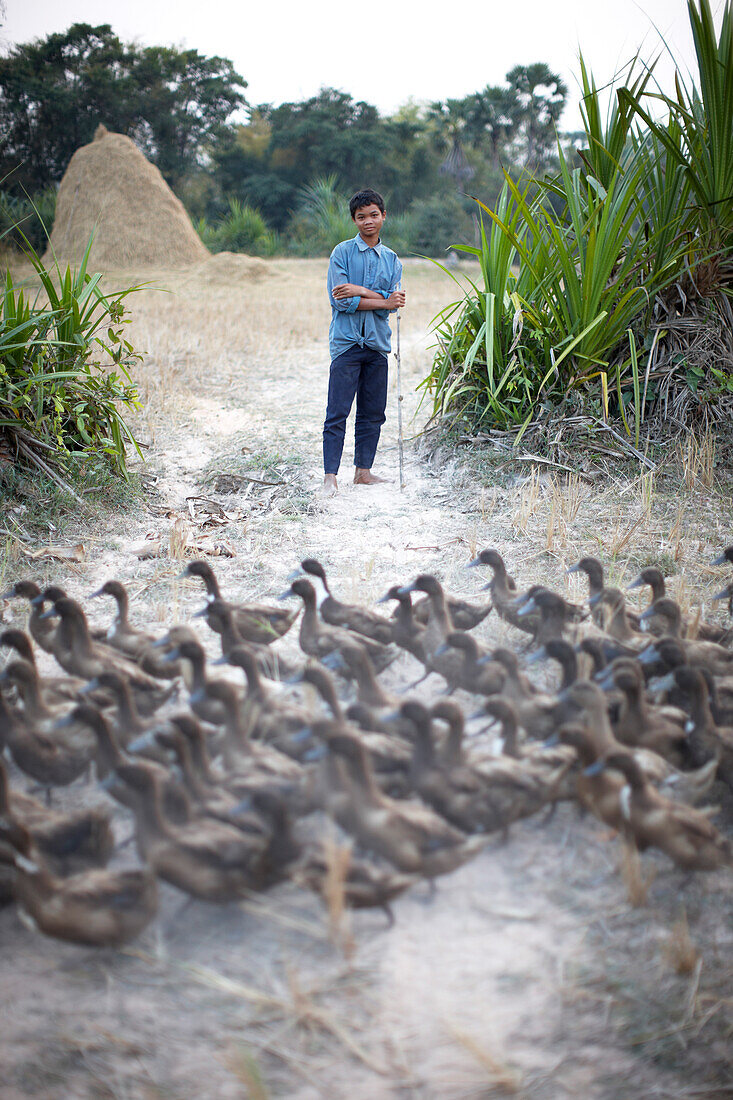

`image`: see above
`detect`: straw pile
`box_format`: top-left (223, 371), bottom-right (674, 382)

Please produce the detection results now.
top-left (45, 126), bottom-right (209, 269)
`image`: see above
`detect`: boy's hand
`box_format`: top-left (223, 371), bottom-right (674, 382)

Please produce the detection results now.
top-left (386, 290), bottom-right (406, 310)
top-left (332, 283), bottom-right (365, 299)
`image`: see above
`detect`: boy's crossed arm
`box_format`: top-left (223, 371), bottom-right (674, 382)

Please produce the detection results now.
top-left (332, 282), bottom-right (406, 311)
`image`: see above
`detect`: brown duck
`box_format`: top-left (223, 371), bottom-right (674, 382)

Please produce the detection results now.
top-left (0, 819), bottom-right (158, 947)
top-left (292, 559), bottom-right (396, 644)
top-left (587, 753), bottom-right (733, 871)
top-left (181, 559), bottom-right (298, 644)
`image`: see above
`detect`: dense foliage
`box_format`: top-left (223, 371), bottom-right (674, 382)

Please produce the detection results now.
top-left (0, 22), bottom-right (569, 256)
top-left (0, 23), bottom-right (246, 193)
top-left (421, 0), bottom-right (733, 442)
top-left (0, 236), bottom-right (142, 484)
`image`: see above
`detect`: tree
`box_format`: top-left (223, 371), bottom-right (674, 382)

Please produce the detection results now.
top-left (505, 63), bottom-right (567, 171)
top-left (0, 23), bottom-right (247, 193)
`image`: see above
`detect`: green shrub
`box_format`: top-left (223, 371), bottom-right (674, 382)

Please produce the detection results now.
top-left (0, 236), bottom-right (143, 485)
top-left (199, 198), bottom-right (279, 256)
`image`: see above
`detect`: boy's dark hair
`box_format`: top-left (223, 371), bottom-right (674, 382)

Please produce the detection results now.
top-left (349, 189), bottom-right (385, 218)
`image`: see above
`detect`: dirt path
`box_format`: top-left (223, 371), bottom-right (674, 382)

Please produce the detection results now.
top-left (0, 259), bottom-right (731, 1099)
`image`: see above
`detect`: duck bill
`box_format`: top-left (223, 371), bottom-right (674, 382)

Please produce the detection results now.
top-left (465, 557), bottom-right (483, 568)
top-left (191, 606), bottom-right (210, 619)
top-left (583, 759), bottom-right (606, 777)
top-left (516, 597), bottom-right (536, 618)
top-left (525, 647), bottom-right (547, 664)
top-left (88, 587), bottom-right (106, 600)
top-left (286, 568), bottom-right (304, 583)
top-left (712, 587), bottom-right (730, 601)
top-left (626, 576), bottom-right (644, 591)
top-left (278, 588), bottom-right (294, 601)
top-left (565, 563), bottom-right (581, 575)
top-left (127, 732), bottom-right (158, 755)
top-left (711, 552), bottom-right (729, 566)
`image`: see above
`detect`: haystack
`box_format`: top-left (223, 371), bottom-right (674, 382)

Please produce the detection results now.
top-left (45, 126), bottom-right (209, 269)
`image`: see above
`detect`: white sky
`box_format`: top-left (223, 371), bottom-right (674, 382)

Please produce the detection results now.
top-left (0, 0), bottom-right (724, 131)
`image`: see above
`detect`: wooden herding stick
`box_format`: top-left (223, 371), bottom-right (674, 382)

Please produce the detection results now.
top-left (395, 299), bottom-right (405, 490)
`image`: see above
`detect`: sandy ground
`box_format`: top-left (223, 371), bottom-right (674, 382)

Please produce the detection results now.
top-left (0, 256), bottom-right (732, 1099)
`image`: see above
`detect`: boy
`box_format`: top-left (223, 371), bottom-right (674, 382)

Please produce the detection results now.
top-left (322, 188), bottom-right (405, 495)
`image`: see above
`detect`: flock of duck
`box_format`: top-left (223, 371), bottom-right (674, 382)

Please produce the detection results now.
top-left (0, 547), bottom-right (732, 949)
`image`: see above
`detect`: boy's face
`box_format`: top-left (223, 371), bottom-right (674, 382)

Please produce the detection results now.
top-left (353, 203), bottom-right (386, 243)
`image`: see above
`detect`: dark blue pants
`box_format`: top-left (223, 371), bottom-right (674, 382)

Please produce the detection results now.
top-left (323, 345), bottom-right (388, 475)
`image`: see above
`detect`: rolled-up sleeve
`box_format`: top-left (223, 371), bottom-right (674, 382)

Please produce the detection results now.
top-left (328, 247), bottom-right (359, 313)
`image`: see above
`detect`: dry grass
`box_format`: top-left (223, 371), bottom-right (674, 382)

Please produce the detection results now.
top-left (663, 910), bottom-right (701, 976)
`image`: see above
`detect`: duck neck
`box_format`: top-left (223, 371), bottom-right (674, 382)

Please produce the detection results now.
top-left (500, 717), bottom-right (521, 759)
top-left (114, 588), bottom-right (131, 629)
top-left (352, 658), bottom-right (389, 709)
top-left (114, 679), bottom-right (143, 734)
top-left (15, 670), bottom-right (50, 722)
top-left (90, 713), bottom-right (126, 774)
top-left (410, 727), bottom-right (436, 784)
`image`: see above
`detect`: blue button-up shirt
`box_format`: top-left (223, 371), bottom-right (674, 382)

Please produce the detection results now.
top-left (327, 234), bottom-right (402, 360)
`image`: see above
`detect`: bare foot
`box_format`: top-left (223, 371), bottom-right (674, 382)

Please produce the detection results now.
top-left (354, 468), bottom-right (391, 485)
top-left (322, 474), bottom-right (338, 497)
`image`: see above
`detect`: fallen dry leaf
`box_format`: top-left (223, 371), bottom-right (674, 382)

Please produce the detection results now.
top-left (20, 543), bottom-right (86, 563)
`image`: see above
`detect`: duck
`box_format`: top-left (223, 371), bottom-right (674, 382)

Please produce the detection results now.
top-left (589, 588), bottom-right (648, 648)
top-left (180, 559), bottom-right (298, 645)
top-left (526, 638), bottom-right (579, 691)
top-left (0, 819), bottom-right (158, 947)
top-left (630, 575), bottom-right (730, 643)
top-left (286, 663), bottom-right (346, 721)
top-left (627, 565), bottom-right (666, 605)
top-left (191, 599), bottom-right (297, 681)
top-left (639, 599), bottom-right (733, 675)
top-left (198, 679), bottom-right (305, 787)
top-left (0, 757), bottom-right (114, 876)
top-left (396, 575), bottom-right (466, 681)
top-left (586, 753), bottom-right (733, 872)
top-left (318, 729), bottom-right (488, 877)
top-left (554, 679), bottom-right (620, 756)
top-left (61, 703), bottom-right (191, 824)
top-left (0, 659), bottom-right (96, 754)
top-left (515, 586), bottom-right (581, 648)
top-left (139, 726), bottom-right (276, 836)
top-left (333, 640), bottom-right (401, 713)
top-left (0, 678), bottom-right (95, 791)
top-left (478, 649), bottom-right (560, 740)
top-left (2, 580), bottom-right (62, 654)
top-left (554, 724), bottom-right (627, 830)
top-left (310, 714), bottom-right (414, 798)
top-left (403, 700), bottom-right (567, 834)
top-left (657, 666), bottom-right (733, 785)
top-left (291, 559), bottom-right (396, 644)
top-left (40, 595), bottom-right (174, 714)
top-left (467, 549), bottom-right (537, 634)
top-left (482, 696), bottom-right (576, 775)
top-left (0, 629), bottom-right (97, 707)
top-left (566, 555), bottom-right (605, 614)
top-left (116, 766), bottom-right (296, 901)
top-left (433, 631), bottom-right (499, 695)
top-left (375, 585), bottom-right (428, 663)
top-left (78, 669), bottom-right (153, 748)
top-left (88, 580), bottom-right (156, 659)
top-left (281, 578), bottom-right (397, 673)
top-left (595, 660), bottom-right (689, 763)
top-left (161, 636), bottom-right (233, 726)
top-left (218, 644), bottom-right (318, 758)
top-left (292, 840), bottom-right (417, 926)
